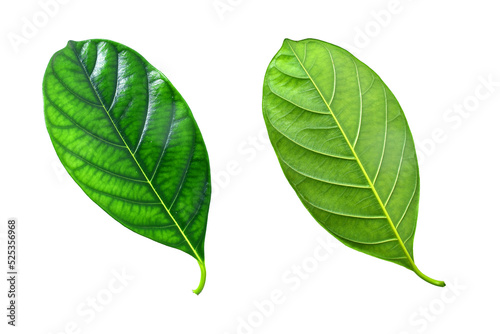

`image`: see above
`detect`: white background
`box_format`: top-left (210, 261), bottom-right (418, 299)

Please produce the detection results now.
top-left (1, 0), bottom-right (499, 333)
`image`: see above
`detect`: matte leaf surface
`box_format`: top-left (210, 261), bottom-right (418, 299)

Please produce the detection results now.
top-left (43, 39), bottom-right (211, 294)
top-left (263, 38), bottom-right (444, 286)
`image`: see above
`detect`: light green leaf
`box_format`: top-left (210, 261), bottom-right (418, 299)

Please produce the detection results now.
top-left (43, 39), bottom-right (211, 294)
top-left (263, 38), bottom-right (444, 287)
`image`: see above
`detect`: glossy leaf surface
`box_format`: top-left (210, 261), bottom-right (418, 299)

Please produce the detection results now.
top-left (43, 39), bottom-right (211, 294)
top-left (263, 38), bottom-right (444, 286)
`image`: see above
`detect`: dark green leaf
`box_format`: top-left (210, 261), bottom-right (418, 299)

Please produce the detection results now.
top-left (263, 38), bottom-right (444, 287)
top-left (43, 39), bottom-right (210, 294)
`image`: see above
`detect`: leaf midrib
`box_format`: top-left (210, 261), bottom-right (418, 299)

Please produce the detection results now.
top-left (67, 42), bottom-right (204, 265)
top-left (285, 40), bottom-right (417, 269)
